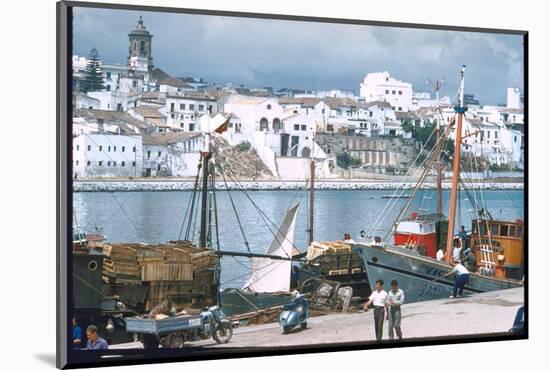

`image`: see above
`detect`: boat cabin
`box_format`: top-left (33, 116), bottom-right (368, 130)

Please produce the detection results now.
top-left (470, 219), bottom-right (524, 280)
top-left (393, 213), bottom-right (448, 258)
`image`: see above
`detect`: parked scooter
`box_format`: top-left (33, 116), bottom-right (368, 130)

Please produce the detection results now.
top-left (279, 294), bottom-right (309, 334)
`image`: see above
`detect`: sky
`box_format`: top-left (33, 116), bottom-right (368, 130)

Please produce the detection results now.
top-left (73, 7), bottom-right (525, 106)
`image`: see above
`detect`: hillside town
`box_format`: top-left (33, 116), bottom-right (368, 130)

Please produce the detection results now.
top-left (72, 17), bottom-right (525, 181)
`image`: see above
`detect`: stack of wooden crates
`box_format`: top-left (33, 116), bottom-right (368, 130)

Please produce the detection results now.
top-left (101, 241), bottom-right (218, 311)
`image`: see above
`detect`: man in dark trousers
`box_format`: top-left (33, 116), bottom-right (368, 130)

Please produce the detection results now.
top-left (386, 280), bottom-right (404, 340)
top-left (363, 279), bottom-right (388, 341)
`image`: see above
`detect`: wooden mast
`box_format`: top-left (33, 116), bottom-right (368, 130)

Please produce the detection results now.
top-left (309, 158), bottom-right (315, 247)
top-left (435, 80), bottom-right (443, 215)
top-left (200, 134), bottom-right (211, 249)
top-left (445, 65), bottom-right (467, 262)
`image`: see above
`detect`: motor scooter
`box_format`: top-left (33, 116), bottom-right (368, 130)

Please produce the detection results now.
top-left (279, 294), bottom-right (308, 334)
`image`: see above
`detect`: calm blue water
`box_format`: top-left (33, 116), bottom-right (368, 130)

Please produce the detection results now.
top-left (74, 189), bottom-right (524, 288)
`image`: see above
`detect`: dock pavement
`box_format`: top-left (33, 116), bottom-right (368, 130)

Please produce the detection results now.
top-left (110, 287), bottom-right (523, 349)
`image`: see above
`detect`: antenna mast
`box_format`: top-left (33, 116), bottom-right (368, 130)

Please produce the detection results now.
top-left (445, 66), bottom-right (466, 262)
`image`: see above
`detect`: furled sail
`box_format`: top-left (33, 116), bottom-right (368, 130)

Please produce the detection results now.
top-left (243, 204), bottom-right (299, 292)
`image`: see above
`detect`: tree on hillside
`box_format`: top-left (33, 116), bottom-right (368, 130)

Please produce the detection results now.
top-left (81, 47), bottom-right (105, 93)
top-left (336, 151), bottom-right (362, 169)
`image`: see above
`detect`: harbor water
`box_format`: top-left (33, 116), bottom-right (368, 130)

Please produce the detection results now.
top-left (73, 189), bottom-right (524, 288)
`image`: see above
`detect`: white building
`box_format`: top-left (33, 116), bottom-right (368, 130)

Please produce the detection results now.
top-left (164, 94), bottom-right (218, 131)
top-left (359, 71), bottom-right (413, 112)
top-left (72, 109), bottom-right (152, 136)
top-left (142, 132), bottom-right (204, 177)
top-left (73, 134), bottom-right (143, 178)
top-left (158, 77), bottom-right (195, 95)
top-left (223, 96), bottom-right (331, 179)
top-left (73, 93), bottom-right (101, 110)
top-left (411, 91), bottom-right (451, 110)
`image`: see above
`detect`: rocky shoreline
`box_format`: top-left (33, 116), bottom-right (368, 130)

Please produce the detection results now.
top-left (73, 179), bottom-right (524, 192)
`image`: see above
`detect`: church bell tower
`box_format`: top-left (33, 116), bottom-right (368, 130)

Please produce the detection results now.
top-left (128, 16), bottom-right (153, 71)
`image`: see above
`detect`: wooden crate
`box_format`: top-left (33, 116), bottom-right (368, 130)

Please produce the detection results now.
top-left (141, 264), bottom-right (193, 281)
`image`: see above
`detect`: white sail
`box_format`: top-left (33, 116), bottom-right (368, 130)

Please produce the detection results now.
top-left (243, 204), bottom-right (299, 293)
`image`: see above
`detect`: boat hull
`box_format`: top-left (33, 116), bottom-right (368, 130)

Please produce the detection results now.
top-left (352, 243), bottom-right (522, 303)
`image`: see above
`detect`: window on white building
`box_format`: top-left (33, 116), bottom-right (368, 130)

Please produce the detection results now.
top-left (147, 151), bottom-right (151, 158)
top-left (99, 161), bottom-right (103, 166)
top-left (106, 85), bottom-right (111, 91)
top-left (87, 145), bottom-right (91, 151)
top-left (158, 151), bottom-right (161, 157)
top-left (392, 90), bottom-right (396, 95)
top-left (108, 146), bottom-right (111, 152)
top-left (294, 124), bottom-right (300, 131)
top-left (190, 104), bottom-right (195, 111)
top-left (487, 131), bottom-right (491, 139)
top-left (99, 145), bottom-right (102, 151)
top-left (398, 107), bottom-right (402, 111)
top-left (132, 161), bottom-right (136, 167)
top-left (301, 125), bottom-right (307, 131)
top-left (514, 136), bottom-right (518, 143)
top-left (180, 104), bottom-right (185, 110)
top-left (114, 146), bottom-right (117, 152)
top-left (87, 161), bottom-right (90, 166)
top-left (76, 160), bottom-right (79, 166)
top-left (199, 104), bottom-right (204, 111)
top-left (495, 131), bottom-right (498, 139)
top-left (385, 90), bottom-right (389, 94)
top-left (122, 161), bottom-right (125, 167)
top-left (133, 146), bottom-right (136, 152)
top-left (398, 91), bottom-right (403, 95)
top-left (76, 145), bottom-right (80, 151)
top-left (122, 146), bottom-right (125, 152)
top-left (107, 161), bottom-right (111, 166)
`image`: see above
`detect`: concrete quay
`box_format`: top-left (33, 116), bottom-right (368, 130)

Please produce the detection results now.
top-left (110, 287), bottom-right (523, 350)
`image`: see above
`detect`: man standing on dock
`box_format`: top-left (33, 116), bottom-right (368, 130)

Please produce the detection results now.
top-left (386, 280), bottom-right (404, 340)
top-left (363, 279), bottom-right (388, 341)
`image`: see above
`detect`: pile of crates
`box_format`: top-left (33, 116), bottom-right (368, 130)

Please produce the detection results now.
top-left (100, 241), bottom-right (218, 312)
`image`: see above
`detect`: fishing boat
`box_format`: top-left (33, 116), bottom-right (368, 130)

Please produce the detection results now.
top-left (350, 66), bottom-right (523, 302)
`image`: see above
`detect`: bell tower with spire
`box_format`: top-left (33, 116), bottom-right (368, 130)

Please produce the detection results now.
top-left (128, 16), bottom-right (153, 71)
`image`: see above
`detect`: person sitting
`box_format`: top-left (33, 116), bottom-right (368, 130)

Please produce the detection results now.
top-left (463, 248), bottom-right (476, 272)
top-left (343, 233), bottom-right (355, 244)
top-left (85, 325), bottom-right (109, 350)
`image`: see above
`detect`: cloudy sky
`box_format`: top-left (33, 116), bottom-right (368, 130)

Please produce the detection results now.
top-left (73, 7), bottom-right (524, 105)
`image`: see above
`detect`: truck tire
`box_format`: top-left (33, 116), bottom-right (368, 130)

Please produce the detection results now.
top-left (142, 334), bottom-right (159, 349)
top-left (167, 333), bottom-right (185, 349)
top-left (213, 321), bottom-right (233, 344)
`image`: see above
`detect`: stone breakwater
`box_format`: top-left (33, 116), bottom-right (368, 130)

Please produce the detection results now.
top-left (73, 180), bottom-right (524, 192)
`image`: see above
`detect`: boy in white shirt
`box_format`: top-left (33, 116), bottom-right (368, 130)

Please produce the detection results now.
top-left (386, 280), bottom-right (404, 340)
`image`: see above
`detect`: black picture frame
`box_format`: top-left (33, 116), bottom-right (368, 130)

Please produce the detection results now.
top-left (57, 1), bottom-right (528, 368)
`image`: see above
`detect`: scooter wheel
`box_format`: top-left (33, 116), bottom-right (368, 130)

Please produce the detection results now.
top-left (283, 326), bottom-right (292, 334)
top-left (213, 321), bottom-right (233, 344)
top-left (300, 321), bottom-right (307, 329)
